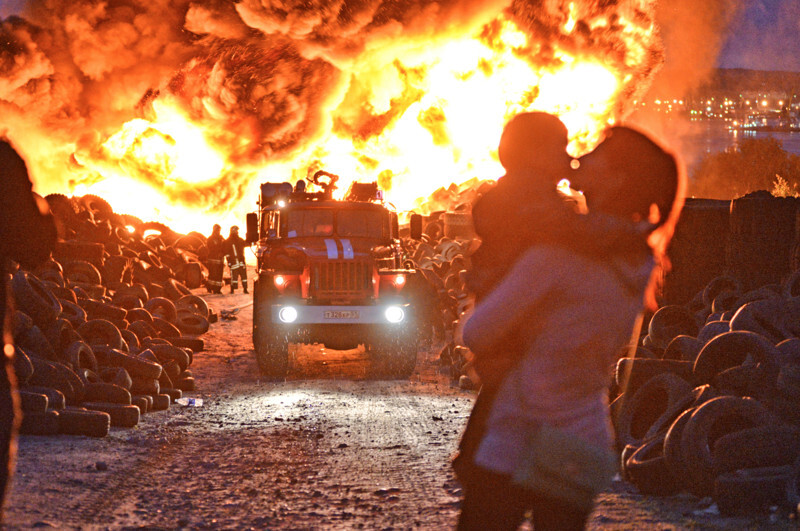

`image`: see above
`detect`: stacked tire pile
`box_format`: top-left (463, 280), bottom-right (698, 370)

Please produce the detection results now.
top-left (613, 272), bottom-right (800, 516)
top-left (402, 211), bottom-right (476, 382)
top-left (11, 193), bottom-right (215, 438)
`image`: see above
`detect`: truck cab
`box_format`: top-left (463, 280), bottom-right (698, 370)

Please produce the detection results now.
top-left (247, 171), bottom-right (422, 379)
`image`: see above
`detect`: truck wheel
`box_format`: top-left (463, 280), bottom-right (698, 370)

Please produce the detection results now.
top-left (255, 335), bottom-right (289, 380)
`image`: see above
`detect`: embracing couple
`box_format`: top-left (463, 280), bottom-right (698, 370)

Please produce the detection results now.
top-left (455, 112), bottom-right (685, 530)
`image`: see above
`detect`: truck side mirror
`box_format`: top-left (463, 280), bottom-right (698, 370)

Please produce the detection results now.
top-left (409, 214), bottom-right (423, 240)
top-left (391, 213), bottom-right (399, 239)
top-left (245, 212), bottom-right (258, 243)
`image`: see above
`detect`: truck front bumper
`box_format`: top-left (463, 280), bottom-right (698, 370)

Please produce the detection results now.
top-left (270, 303), bottom-right (411, 325)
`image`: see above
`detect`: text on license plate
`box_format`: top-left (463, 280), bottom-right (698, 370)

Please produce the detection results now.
top-left (324, 310), bottom-right (360, 319)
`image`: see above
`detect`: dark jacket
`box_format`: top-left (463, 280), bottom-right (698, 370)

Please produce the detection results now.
top-left (225, 234), bottom-right (247, 266)
top-left (207, 232), bottom-right (226, 261)
top-left (1, 141), bottom-right (57, 340)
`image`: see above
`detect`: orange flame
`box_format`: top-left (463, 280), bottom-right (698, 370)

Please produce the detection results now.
top-left (3, 2), bottom-right (662, 233)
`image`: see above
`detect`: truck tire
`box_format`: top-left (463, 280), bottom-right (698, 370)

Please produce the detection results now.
top-left (255, 335), bottom-right (290, 380)
top-left (253, 284), bottom-right (289, 379)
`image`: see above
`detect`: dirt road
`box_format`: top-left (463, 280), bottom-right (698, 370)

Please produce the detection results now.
top-left (3, 289), bottom-right (796, 529)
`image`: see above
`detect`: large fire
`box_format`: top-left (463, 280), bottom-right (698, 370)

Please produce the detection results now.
top-left (1, 1), bottom-right (663, 234)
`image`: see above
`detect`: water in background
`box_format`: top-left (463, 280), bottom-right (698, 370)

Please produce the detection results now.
top-left (680, 120), bottom-right (800, 174)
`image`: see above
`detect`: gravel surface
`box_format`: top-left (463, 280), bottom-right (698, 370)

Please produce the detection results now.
top-left (3, 288), bottom-right (798, 529)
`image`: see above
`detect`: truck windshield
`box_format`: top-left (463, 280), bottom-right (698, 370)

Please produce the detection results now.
top-left (337, 210), bottom-right (388, 239)
top-left (283, 208), bottom-right (388, 239)
top-left (285, 209), bottom-right (334, 237)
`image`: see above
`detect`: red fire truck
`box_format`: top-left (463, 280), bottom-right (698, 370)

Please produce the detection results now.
top-left (245, 171), bottom-right (424, 379)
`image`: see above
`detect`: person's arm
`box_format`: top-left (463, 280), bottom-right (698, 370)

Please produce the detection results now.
top-left (462, 247), bottom-right (563, 356)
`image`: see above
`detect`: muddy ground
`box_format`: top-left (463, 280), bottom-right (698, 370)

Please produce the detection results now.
top-left (3, 284), bottom-right (798, 530)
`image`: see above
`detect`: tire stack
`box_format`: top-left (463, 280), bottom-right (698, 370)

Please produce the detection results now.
top-left (660, 198), bottom-right (730, 305)
top-left (11, 194), bottom-right (214, 438)
top-left (402, 214), bottom-right (476, 383)
top-left (725, 191), bottom-right (800, 293)
top-left (613, 272), bottom-right (800, 517)
top-left (45, 193), bottom-right (210, 291)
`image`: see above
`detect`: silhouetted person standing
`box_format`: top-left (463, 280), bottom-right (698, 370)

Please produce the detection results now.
top-left (0, 139), bottom-right (56, 520)
top-left (206, 224), bottom-right (225, 294)
top-left (225, 226), bottom-right (248, 294)
top-left (456, 125), bottom-right (684, 530)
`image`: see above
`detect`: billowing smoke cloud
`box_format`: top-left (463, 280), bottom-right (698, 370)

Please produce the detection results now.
top-left (626, 0), bottom-right (744, 168)
top-left (0, 0), bottom-right (746, 226)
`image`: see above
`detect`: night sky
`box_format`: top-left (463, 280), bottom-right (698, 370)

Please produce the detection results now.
top-left (717, 0), bottom-right (800, 71)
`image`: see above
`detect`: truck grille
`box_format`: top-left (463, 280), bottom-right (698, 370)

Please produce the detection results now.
top-left (311, 261), bottom-right (372, 298)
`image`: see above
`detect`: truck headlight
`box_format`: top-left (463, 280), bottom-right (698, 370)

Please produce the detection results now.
top-left (384, 306), bottom-right (405, 324)
top-left (278, 306), bottom-right (298, 323)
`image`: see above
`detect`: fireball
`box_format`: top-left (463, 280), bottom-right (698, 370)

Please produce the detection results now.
top-left (1, 1), bottom-right (664, 232)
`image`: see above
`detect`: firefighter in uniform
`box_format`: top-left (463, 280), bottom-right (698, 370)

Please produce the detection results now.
top-left (206, 224), bottom-right (225, 294)
top-left (225, 226), bottom-right (248, 294)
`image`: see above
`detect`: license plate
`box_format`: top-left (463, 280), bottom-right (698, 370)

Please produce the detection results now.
top-left (324, 310), bottom-right (360, 320)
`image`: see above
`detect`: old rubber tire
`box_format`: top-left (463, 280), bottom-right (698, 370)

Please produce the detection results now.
top-left (77, 319), bottom-right (125, 351)
top-left (58, 300), bottom-right (87, 328)
top-left (63, 260), bottom-right (103, 285)
top-left (648, 305), bottom-right (699, 350)
top-left (150, 394), bottom-right (170, 411)
top-left (174, 310), bottom-right (209, 335)
top-left (144, 297), bottom-right (177, 323)
top-left (696, 320), bottom-right (730, 344)
top-left (150, 317), bottom-right (182, 338)
top-left (624, 433), bottom-right (682, 496)
top-left (729, 297), bottom-right (800, 344)
top-left (21, 385), bottom-right (65, 410)
top-left (148, 344), bottom-right (190, 372)
top-left (175, 294), bottom-right (209, 319)
top-left (663, 406), bottom-right (697, 492)
top-left (27, 357), bottom-right (82, 405)
top-left (19, 391), bottom-right (49, 415)
top-left (713, 424), bottom-right (800, 475)
top-left (662, 335), bottom-right (704, 362)
top-left (164, 336), bottom-right (204, 353)
top-left (93, 346), bottom-right (163, 380)
top-left (64, 341), bottom-right (98, 373)
top-left (13, 346), bottom-right (34, 386)
top-left (680, 396), bottom-right (774, 496)
top-left (82, 382), bottom-right (132, 405)
top-left (11, 271), bottom-right (62, 328)
top-left (131, 395), bottom-right (149, 414)
top-left (57, 408), bottom-right (111, 437)
top-left (614, 358), bottom-right (693, 397)
top-left (615, 372), bottom-right (693, 449)
top-left (19, 409), bottom-right (60, 436)
top-left (175, 376), bottom-right (196, 392)
top-left (130, 378), bottom-right (160, 396)
top-left (161, 388), bottom-right (182, 402)
top-left (128, 320), bottom-right (157, 342)
top-left (714, 466), bottom-right (794, 516)
top-left (82, 401), bottom-right (140, 428)
top-left (692, 331), bottom-right (779, 385)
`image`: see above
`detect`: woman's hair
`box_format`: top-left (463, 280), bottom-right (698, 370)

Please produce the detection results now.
top-left (578, 126), bottom-right (687, 308)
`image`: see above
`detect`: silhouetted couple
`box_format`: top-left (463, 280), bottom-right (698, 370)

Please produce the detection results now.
top-left (455, 113), bottom-right (685, 530)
